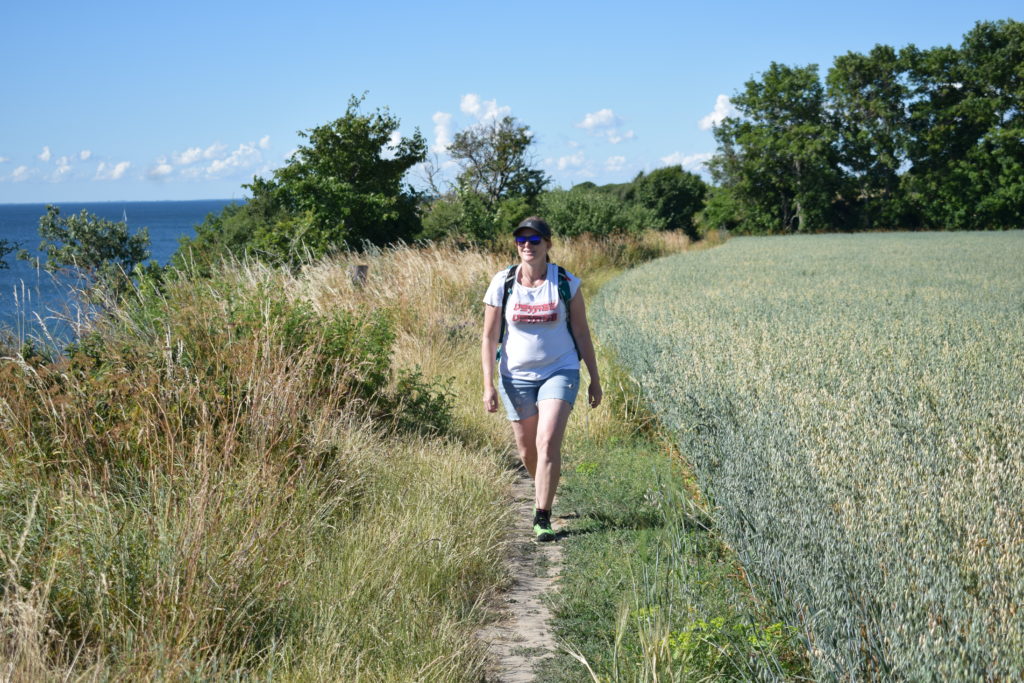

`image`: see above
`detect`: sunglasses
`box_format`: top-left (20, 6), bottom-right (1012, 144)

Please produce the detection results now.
top-left (514, 235), bottom-right (543, 245)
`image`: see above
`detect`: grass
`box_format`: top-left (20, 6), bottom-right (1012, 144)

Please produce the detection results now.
top-left (592, 231), bottom-right (1024, 680)
top-left (0, 230), bottom-right (695, 680)
top-left (537, 353), bottom-right (809, 682)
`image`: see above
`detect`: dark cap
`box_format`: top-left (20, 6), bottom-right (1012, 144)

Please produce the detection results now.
top-left (513, 217), bottom-right (551, 237)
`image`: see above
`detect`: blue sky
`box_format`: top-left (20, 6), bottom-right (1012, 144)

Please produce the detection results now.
top-left (1, 0), bottom-right (1018, 203)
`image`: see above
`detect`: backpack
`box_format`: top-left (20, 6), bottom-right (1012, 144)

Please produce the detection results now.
top-left (497, 264), bottom-right (580, 360)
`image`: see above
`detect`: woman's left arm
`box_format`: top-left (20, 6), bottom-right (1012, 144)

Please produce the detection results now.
top-left (569, 290), bottom-right (602, 408)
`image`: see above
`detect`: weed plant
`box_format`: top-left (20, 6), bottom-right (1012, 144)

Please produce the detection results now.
top-left (592, 231), bottom-right (1024, 679)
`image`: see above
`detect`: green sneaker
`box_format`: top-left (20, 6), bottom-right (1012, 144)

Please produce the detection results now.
top-left (533, 509), bottom-right (555, 542)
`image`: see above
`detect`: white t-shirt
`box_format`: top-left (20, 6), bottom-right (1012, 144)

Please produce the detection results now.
top-left (483, 263), bottom-right (582, 381)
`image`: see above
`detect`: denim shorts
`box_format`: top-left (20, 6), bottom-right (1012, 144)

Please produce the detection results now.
top-left (497, 368), bottom-right (580, 421)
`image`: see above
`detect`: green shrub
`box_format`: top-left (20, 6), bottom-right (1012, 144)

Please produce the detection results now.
top-left (539, 188), bottom-right (664, 237)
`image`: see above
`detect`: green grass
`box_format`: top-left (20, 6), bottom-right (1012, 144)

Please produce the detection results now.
top-left (538, 368), bottom-right (808, 681)
top-left (592, 231), bottom-right (1024, 680)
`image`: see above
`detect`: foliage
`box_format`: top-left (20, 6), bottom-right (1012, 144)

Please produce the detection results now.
top-left (826, 44), bottom-right (912, 230)
top-left (594, 231), bottom-right (1024, 679)
top-left (709, 62), bottom-right (841, 234)
top-left (421, 115), bottom-right (547, 245)
top-left (572, 175), bottom-right (640, 202)
top-left (0, 239), bottom-right (15, 269)
top-left (419, 190), bottom-right (533, 245)
top-left (448, 115), bottom-right (549, 210)
top-left (539, 188), bottom-right (664, 237)
top-left (174, 95), bottom-right (426, 267)
top-left (632, 166), bottom-right (708, 240)
top-left (902, 20), bottom-right (1024, 228)
top-left (18, 204), bottom-right (150, 294)
top-left (708, 19), bottom-right (1024, 232)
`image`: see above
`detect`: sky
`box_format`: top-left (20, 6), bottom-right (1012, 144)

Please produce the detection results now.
top-left (1, 0), bottom-right (1019, 203)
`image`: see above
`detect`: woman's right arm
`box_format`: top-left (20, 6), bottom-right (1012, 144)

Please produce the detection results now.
top-left (481, 304), bottom-right (502, 412)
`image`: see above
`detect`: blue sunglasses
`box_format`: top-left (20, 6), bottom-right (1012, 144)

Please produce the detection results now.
top-left (514, 235), bottom-right (543, 245)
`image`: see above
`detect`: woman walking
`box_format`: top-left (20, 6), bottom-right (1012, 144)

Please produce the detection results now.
top-left (482, 217), bottom-right (602, 541)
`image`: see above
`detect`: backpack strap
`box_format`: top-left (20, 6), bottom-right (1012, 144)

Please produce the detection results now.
top-left (557, 265), bottom-right (581, 360)
top-left (497, 265), bottom-right (517, 360)
top-left (497, 264), bottom-right (581, 361)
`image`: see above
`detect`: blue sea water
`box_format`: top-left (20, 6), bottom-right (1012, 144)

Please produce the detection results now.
top-left (0, 199), bottom-right (238, 345)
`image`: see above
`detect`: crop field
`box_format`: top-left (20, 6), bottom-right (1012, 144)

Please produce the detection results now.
top-left (592, 232), bottom-right (1024, 680)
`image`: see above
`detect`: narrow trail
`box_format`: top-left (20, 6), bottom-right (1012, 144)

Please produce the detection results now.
top-left (478, 469), bottom-right (570, 682)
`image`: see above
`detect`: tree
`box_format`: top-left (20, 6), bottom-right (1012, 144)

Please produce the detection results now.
top-left (19, 205), bottom-right (150, 293)
top-left (420, 115), bottom-right (548, 244)
top-left (709, 63), bottom-right (842, 234)
top-left (0, 239), bottom-right (15, 269)
top-left (633, 166), bottom-right (708, 240)
top-left (261, 95), bottom-right (426, 249)
top-left (903, 20), bottom-right (1024, 228)
top-left (174, 95), bottom-right (426, 267)
top-left (827, 45), bottom-right (912, 229)
top-left (448, 116), bottom-right (549, 210)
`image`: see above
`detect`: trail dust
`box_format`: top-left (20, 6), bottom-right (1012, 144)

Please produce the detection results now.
top-left (478, 468), bottom-right (571, 682)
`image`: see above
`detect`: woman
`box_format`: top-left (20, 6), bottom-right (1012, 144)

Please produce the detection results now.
top-left (482, 217), bottom-right (602, 541)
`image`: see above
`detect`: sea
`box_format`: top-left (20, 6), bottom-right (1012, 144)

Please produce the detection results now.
top-left (0, 199), bottom-right (239, 346)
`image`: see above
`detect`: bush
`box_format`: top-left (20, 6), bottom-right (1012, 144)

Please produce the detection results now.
top-left (419, 192), bottom-right (534, 246)
top-left (539, 189), bottom-right (664, 237)
top-left (633, 166), bottom-right (707, 240)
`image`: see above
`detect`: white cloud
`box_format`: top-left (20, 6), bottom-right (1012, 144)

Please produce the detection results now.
top-left (174, 142), bottom-right (227, 166)
top-left (381, 131), bottom-right (403, 160)
top-left (605, 155), bottom-right (626, 172)
top-left (79, 149), bottom-right (92, 161)
top-left (431, 111), bottom-right (453, 153)
top-left (11, 165), bottom-right (30, 182)
top-left (147, 157), bottom-right (174, 179)
top-left (699, 94), bottom-right (737, 130)
top-left (95, 161), bottom-right (131, 180)
top-left (577, 108), bottom-right (622, 131)
top-left (0, 156), bottom-right (9, 163)
top-left (557, 151), bottom-right (585, 171)
top-left (174, 147), bottom-right (203, 165)
top-left (284, 148), bottom-right (299, 160)
top-left (38, 146), bottom-right (52, 162)
top-left (206, 142), bottom-right (261, 177)
top-left (660, 152), bottom-right (713, 172)
top-left (54, 156), bottom-right (73, 178)
top-left (608, 130), bottom-right (635, 144)
top-left (577, 108), bottom-right (635, 144)
top-left (460, 94), bottom-right (510, 122)
top-left (259, 135), bottom-right (271, 150)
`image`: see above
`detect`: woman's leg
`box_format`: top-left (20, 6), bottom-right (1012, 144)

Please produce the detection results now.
top-left (534, 398), bottom-right (573, 510)
top-left (510, 414), bottom-right (539, 477)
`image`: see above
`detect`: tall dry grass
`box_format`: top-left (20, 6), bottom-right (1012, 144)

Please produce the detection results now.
top-left (0, 229), bottom-right (692, 679)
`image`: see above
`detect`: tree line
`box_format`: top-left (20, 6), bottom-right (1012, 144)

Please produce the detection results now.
top-left (12, 18), bottom-right (1019, 286)
top-left (706, 19), bottom-right (1023, 233)
top-left (172, 95), bottom-right (705, 272)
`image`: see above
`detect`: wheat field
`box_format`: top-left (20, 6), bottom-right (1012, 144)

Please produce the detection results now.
top-left (592, 231), bottom-right (1024, 680)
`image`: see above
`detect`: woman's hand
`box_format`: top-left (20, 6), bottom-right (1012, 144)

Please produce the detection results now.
top-left (483, 385), bottom-right (499, 413)
top-left (588, 381), bottom-right (603, 409)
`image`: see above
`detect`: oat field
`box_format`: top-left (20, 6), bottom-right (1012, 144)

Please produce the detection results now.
top-left (592, 232), bottom-right (1024, 680)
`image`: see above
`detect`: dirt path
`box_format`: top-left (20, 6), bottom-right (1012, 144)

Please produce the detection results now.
top-left (478, 470), bottom-right (568, 682)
